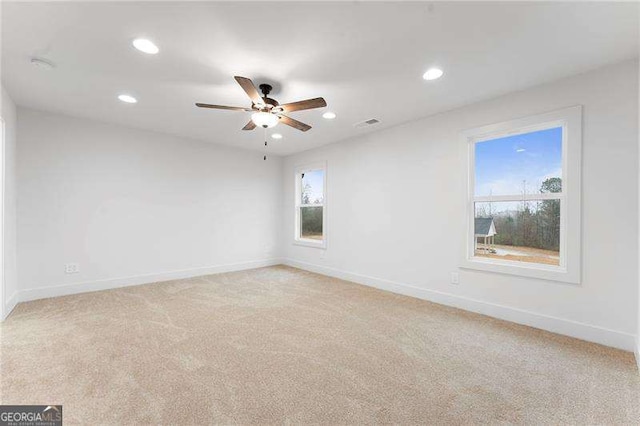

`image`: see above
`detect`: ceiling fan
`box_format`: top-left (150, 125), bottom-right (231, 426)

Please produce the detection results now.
top-left (196, 76), bottom-right (327, 132)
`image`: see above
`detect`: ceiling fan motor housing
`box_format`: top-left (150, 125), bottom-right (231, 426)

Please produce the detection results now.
top-left (256, 84), bottom-right (280, 110)
top-left (259, 83), bottom-right (273, 96)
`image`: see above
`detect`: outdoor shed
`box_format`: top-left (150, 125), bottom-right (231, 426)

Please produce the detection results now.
top-left (475, 217), bottom-right (497, 252)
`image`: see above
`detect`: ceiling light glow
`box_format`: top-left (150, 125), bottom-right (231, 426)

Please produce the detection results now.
top-left (322, 111), bottom-right (336, 119)
top-left (271, 133), bottom-right (283, 139)
top-left (132, 38), bottom-right (159, 54)
top-left (251, 112), bottom-right (279, 128)
top-left (423, 68), bottom-right (444, 81)
top-left (118, 94), bottom-right (138, 104)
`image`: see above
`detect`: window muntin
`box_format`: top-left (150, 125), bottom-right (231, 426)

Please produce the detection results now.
top-left (295, 164), bottom-right (326, 247)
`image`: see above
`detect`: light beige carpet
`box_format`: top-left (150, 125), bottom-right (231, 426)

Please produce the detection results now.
top-left (1, 266), bottom-right (638, 424)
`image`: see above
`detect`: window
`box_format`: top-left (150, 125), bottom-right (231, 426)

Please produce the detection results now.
top-left (294, 162), bottom-right (326, 248)
top-left (462, 106), bottom-right (581, 283)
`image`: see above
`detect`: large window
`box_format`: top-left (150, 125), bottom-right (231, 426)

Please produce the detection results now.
top-left (294, 163), bottom-right (326, 248)
top-left (463, 106), bottom-right (581, 283)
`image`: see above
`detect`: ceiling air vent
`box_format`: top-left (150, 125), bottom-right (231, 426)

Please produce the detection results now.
top-left (354, 118), bottom-right (380, 129)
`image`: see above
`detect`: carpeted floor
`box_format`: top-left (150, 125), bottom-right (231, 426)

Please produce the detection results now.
top-left (1, 265), bottom-right (638, 424)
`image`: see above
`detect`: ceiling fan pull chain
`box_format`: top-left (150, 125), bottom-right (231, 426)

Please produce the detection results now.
top-left (263, 128), bottom-right (268, 160)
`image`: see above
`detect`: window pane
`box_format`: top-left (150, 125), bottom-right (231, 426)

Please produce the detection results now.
top-left (300, 169), bottom-right (324, 204)
top-left (300, 206), bottom-right (323, 240)
top-left (475, 127), bottom-right (562, 197)
top-left (474, 201), bottom-right (560, 266)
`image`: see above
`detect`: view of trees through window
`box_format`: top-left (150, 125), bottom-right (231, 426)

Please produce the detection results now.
top-left (299, 169), bottom-right (324, 240)
top-left (301, 206), bottom-right (323, 240)
top-left (474, 127), bottom-right (562, 266)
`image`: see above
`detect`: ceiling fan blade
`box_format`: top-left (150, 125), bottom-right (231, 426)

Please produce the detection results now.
top-left (279, 97), bottom-right (327, 113)
top-left (196, 103), bottom-right (253, 112)
top-left (234, 76), bottom-right (263, 105)
top-left (279, 115), bottom-right (311, 132)
top-left (242, 120), bottom-right (257, 131)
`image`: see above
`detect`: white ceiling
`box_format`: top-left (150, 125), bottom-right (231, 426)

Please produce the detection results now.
top-left (2, 1), bottom-right (638, 155)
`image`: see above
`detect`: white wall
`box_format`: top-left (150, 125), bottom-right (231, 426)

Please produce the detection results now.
top-left (8, 60), bottom-right (639, 354)
top-left (282, 59), bottom-right (639, 351)
top-left (17, 109), bottom-right (282, 300)
top-left (637, 53), bottom-right (640, 368)
top-left (1, 86), bottom-right (18, 318)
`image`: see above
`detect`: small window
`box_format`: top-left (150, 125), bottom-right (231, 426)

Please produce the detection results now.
top-left (462, 106), bottom-right (581, 283)
top-left (294, 163), bottom-right (326, 248)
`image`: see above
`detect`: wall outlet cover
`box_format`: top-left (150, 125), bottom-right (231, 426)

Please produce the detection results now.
top-left (65, 263), bottom-right (80, 274)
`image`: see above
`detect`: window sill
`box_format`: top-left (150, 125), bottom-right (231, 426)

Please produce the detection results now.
top-left (293, 239), bottom-right (326, 249)
top-left (460, 257), bottom-right (579, 285)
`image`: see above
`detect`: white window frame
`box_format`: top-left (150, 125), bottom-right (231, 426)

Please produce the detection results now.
top-left (461, 106), bottom-right (582, 284)
top-left (294, 161), bottom-right (327, 249)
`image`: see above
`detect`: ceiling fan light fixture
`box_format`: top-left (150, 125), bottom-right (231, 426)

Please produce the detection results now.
top-left (196, 76), bottom-right (324, 132)
top-left (251, 111), bottom-right (279, 128)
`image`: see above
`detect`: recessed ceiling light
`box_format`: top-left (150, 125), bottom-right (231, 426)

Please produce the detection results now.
top-left (30, 57), bottom-right (55, 70)
top-left (322, 111), bottom-right (336, 119)
top-left (118, 94), bottom-right (137, 104)
top-left (132, 38), bottom-right (159, 54)
top-left (271, 133), bottom-right (283, 139)
top-left (423, 68), bottom-right (444, 81)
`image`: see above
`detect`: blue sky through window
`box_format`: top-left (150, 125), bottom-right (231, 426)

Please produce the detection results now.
top-left (301, 169), bottom-right (324, 204)
top-left (475, 127), bottom-right (562, 197)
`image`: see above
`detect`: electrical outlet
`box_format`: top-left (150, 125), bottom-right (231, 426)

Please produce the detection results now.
top-left (450, 272), bottom-right (459, 285)
top-left (65, 263), bottom-right (80, 274)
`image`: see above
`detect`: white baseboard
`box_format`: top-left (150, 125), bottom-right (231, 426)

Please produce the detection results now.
top-left (6, 257), bottom-right (639, 359)
top-left (2, 290), bottom-right (19, 320)
top-left (635, 339), bottom-right (640, 373)
top-left (283, 258), bottom-right (637, 352)
top-left (15, 258), bottom-right (282, 305)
